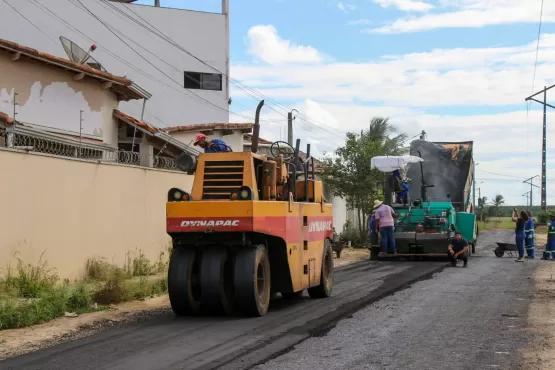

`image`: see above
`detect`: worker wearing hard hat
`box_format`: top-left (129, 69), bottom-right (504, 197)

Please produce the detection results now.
top-left (194, 133), bottom-right (231, 153)
top-left (543, 213), bottom-right (555, 260)
top-left (524, 210), bottom-right (535, 258)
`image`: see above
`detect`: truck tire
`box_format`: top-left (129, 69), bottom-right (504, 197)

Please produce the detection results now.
top-left (168, 247), bottom-right (201, 316)
top-left (200, 247), bottom-right (235, 315)
top-left (234, 245), bottom-right (271, 317)
top-left (471, 242), bottom-right (476, 254)
top-left (308, 240), bottom-right (334, 299)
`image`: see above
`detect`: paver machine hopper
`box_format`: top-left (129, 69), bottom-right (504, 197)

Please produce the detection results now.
top-left (370, 138), bottom-right (478, 260)
top-left (165, 101), bottom-right (334, 317)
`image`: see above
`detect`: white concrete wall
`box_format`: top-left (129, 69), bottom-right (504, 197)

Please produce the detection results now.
top-left (0, 0), bottom-right (229, 127)
top-left (0, 51), bottom-right (118, 144)
top-left (172, 130), bottom-right (244, 152)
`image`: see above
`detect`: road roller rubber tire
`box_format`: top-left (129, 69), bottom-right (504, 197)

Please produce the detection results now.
top-left (168, 247), bottom-right (201, 316)
top-left (234, 245), bottom-right (271, 317)
top-left (200, 247), bottom-right (235, 315)
top-left (308, 240), bottom-right (334, 299)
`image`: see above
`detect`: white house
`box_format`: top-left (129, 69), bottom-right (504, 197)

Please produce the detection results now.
top-left (0, 0), bottom-right (230, 128)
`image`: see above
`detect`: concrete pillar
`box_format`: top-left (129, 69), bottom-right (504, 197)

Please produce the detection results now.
top-left (140, 137), bottom-right (154, 167)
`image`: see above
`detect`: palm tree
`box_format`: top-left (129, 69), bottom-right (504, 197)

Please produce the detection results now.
top-left (492, 194), bottom-right (505, 221)
top-left (366, 117), bottom-right (407, 155)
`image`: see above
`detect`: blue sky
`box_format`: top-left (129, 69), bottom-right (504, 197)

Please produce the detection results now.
top-left (140, 0), bottom-right (554, 206)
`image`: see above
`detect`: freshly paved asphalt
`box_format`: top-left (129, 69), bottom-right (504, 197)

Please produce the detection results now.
top-left (2, 230), bottom-right (533, 370)
top-left (257, 230), bottom-right (538, 370)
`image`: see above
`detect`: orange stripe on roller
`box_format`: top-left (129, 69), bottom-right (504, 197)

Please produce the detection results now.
top-left (167, 215), bottom-right (333, 243)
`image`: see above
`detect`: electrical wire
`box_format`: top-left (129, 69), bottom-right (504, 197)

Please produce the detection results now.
top-left (527, 0), bottom-right (545, 159)
top-left (71, 0), bottom-right (244, 119)
top-left (2, 0), bottom-right (58, 46)
top-left (476, 169), bottom-right (524, 179)
top-left (100, 0), bottom-right (347, 136)
top-left (69, 0), bottom-right (289, 126)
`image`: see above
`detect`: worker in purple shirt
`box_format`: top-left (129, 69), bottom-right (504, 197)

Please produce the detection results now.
top-left (193, 133), bottom-right (231, 153)
top-left (373, 200), bottom-right (398, 257)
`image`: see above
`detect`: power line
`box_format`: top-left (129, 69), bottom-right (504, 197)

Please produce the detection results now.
top-left (476, 169), bottom-right (524, 179)
top-left (100, 0), bottom-right (346, 136)
top-left (2, 0), bottom-right (58, 46)
top-left (70, 0), bottom-right (264, 123)
top-left (531, 0), bottom-right (544, 94)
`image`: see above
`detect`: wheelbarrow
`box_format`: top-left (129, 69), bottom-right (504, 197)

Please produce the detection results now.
top-left (494, 242), bottom-right (519, 258)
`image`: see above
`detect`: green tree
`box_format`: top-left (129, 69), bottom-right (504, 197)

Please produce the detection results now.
top-left (492, 194), bottom-right (505, 221)
top-left (322, 117), bottom-right (407, 243)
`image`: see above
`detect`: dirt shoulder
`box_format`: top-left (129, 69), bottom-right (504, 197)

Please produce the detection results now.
top-left (523, 256), bottom-right (555, 370)
top-left (0, 249), bottom-right (368, 360)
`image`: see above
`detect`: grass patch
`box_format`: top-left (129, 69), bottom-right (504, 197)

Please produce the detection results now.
top-left (0, 248), bottom-right (170, 331)
top-left (478, 216), bottom-right (548, 234)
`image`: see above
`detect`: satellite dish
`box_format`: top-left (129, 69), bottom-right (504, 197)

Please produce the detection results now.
top-left (176, 153), bottom-right (197, 174)
top-left (59, 36), bottom-right (108, 72)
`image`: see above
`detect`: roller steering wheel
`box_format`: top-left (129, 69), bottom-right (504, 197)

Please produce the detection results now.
top-left (270, 141), bottom-right (295, 161)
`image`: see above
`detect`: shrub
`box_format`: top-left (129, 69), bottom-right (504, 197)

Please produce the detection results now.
top-left (537, 211), bottom-right (552, 225)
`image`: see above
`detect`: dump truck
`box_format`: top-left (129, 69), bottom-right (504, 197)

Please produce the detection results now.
top-left (370, 139), bottom-right (478, 259)
top-left (165, 101), bottom-right (334, 317)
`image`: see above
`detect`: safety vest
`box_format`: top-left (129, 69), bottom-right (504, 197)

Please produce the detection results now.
top-left (549, 221), bottom-right (555, 241)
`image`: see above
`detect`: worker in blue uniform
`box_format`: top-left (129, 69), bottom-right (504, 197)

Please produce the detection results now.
top-left (193, 133), bottom-right (231, 153)
top-left (544, 214), bottom-right (555, 260)
top-left (393, 169), bottom-right (409, 204)
top-left (524, 210), bottom-right (535, 258)
top-left (368, 211), bottom-right (378, 247)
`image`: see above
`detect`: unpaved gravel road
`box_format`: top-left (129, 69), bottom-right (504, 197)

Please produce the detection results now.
top-left (257, 230), bottom-right (537, 370)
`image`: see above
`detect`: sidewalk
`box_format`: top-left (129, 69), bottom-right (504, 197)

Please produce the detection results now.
top-left (524, 259), bottom-right (555, 370)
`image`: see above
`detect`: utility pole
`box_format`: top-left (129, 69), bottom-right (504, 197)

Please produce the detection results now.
top-left (79, 110), bottom-right (84, 158)
top-left (525, 84), bottom-right (555, 211)
top-left (154, 0), bottom-right (160, 7)
top-left (287, 109), bottom-right (297, 146)
top-left (523, 175), bottom-right (539, 207)
top-left (12, 90), bottom-right (18, 134)
top-left (522, 191), bottom-right (530, 207)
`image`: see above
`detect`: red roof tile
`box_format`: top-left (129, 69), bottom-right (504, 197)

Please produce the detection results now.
top-left (163, 123), bottom-right (254, 133)
top-left (113, 110), bottom-right (159, 134)
top-left (0, 39), bottom-right (146, 100)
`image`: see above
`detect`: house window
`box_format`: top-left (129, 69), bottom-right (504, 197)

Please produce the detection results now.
top-left (184, 71), bottom-right (222, 91)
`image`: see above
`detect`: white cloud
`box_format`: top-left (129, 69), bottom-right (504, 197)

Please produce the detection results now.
top-left (368, 0), bottom-right (555, 34)
top-left (246, 25), bottom-right (323, 65)
top-left (233, 34), bottom-right (555, 107)
top-left (338, 2), bottom-right (356, 13)
top-left (373, 0), bottom-right (434, 12)
top-left (232, 27), bottom-right (555, 205)
top-left (347, 19), bottom-right (373, 26)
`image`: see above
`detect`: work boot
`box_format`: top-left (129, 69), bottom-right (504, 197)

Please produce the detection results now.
top-left (378, 252), bottom-right (387, 257)
top-left (463, 262), bottom-right (468, 267)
